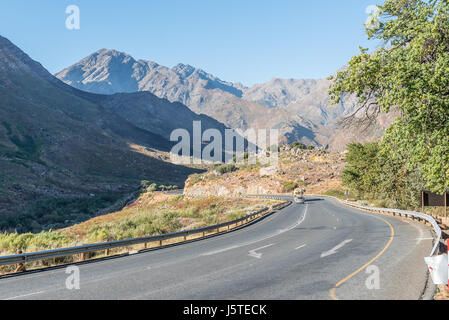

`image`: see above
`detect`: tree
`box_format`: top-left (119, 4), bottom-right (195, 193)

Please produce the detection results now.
top-left (329, 0), bottom-right (449, 194)
top-left (342, 142), bottom-right (380, 199)
top-left (342, 141), bottom-right (425, 208)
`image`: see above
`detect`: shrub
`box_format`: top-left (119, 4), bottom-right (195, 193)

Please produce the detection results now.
top-left (324, 189), bottom-right (346, 199)
top-left (0, 231), bottom-right (73, 253)
top-left (147, 183), bottom-right (158, 192)
top-left (290, 142), bottom-right (307, 150)
top-left (283, 181), bottom-right (298, 192)
top-left (225, 211), bottom-right (246, 221)
top-left (217, 164), bottom-right (237, 175)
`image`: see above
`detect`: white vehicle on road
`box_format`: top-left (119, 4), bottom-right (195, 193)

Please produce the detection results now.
top-left (294, 196), bottom-right (305, 204)
top-left (293, 188), bottom-right (306, 204)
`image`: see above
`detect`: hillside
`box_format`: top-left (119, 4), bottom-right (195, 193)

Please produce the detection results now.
top-left (0, 36), bottom-right (222, 232)
top-left (184, 145), bottom-right (345, 197)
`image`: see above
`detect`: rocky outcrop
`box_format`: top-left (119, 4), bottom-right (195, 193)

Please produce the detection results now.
top-left (184, 148), bottom-right (345, 197)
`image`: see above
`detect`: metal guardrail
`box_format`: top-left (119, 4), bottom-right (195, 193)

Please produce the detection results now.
top-left (0, 197), bottom-right (291, 267)
top-left (343, 201), bottom-right (441, 256)
top-left (306, 193), bottom-right (442, 257)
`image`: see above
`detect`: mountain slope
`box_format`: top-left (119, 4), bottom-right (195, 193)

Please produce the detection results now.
top-left (0, 36), bottom-right (214, 232)
top-left (242, 78), bottom-right (319, 109)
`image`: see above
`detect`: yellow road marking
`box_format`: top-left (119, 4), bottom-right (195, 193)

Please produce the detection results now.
top-left (329, 206), bottom-right (395, 300)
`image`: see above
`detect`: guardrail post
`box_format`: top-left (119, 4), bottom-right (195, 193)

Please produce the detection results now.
top-left (14, 250), bottom-right (26, 273)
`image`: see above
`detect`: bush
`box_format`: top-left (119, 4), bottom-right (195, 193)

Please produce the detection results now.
top-left (189, 174), bottom-right (202, 185)
top-left (290, 142), bottom-right (307, 150)
top-left (324, 189), bottom-right (346, 199)
top-left (181, 206), bottom-right (200, 218)
top-left (372, 199), bottom-right (388, 208)
top-left (217, 164), bottom-right (237, 175)
top-left (283, 181), bottom-right (299, 192)
top-left (225, 211), bottom-right (246, 221)
top-left (147, 183), bottom-right (158, 192)
top-left (0, 231), bottom-right (73, 254)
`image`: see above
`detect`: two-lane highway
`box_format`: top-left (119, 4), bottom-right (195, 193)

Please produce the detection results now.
top-left (0, 197), bottom-right (433, 300)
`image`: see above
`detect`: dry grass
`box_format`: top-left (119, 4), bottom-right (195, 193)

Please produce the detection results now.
top-left (60, 192), bottom-right (175, 239)
top-left (435, 285), bottom-right (449, 300)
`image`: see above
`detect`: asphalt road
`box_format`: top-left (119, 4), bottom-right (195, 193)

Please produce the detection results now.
top-left (0, 196), bottom-right (433, 300)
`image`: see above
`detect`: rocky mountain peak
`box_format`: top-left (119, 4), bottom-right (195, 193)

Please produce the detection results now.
top-left (172, 63), bottom-right (196, 78)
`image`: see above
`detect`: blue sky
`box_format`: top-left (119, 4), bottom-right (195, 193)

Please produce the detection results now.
top-left (0, 0), bottom-right (382, 86)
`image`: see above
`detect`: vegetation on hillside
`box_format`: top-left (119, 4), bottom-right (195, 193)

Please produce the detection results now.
top-left (1, 193), bottom-right (126, 233)
top-left (289, 141), bottom-right (316, 151)
top-left (324, 189), bottom-right (346, 200)
top-left (283, 181), bottom-right (299, 192)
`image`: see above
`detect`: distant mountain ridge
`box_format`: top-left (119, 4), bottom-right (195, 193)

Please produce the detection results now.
top-left (56, 49), bottom-right (393, 150)
top-left (56, 49), bottom-right (245, 99)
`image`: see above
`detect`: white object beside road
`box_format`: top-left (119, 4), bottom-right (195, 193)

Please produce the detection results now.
top-left (424, 254), bottom-right (448, 285)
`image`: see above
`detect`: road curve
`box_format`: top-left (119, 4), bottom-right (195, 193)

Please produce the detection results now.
top-left (0, 196), bottom-right (433, 300)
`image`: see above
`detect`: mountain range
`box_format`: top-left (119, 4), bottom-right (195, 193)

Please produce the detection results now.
top-left (56, 49), bottom-right (395, 150)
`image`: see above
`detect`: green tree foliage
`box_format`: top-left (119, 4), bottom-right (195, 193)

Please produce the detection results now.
top-left (342, 142), bottom-right (380, 198)
top-left (330, 0), bottom-right (449, 194)
top-left (342, 142), bottom-right (425, 209)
